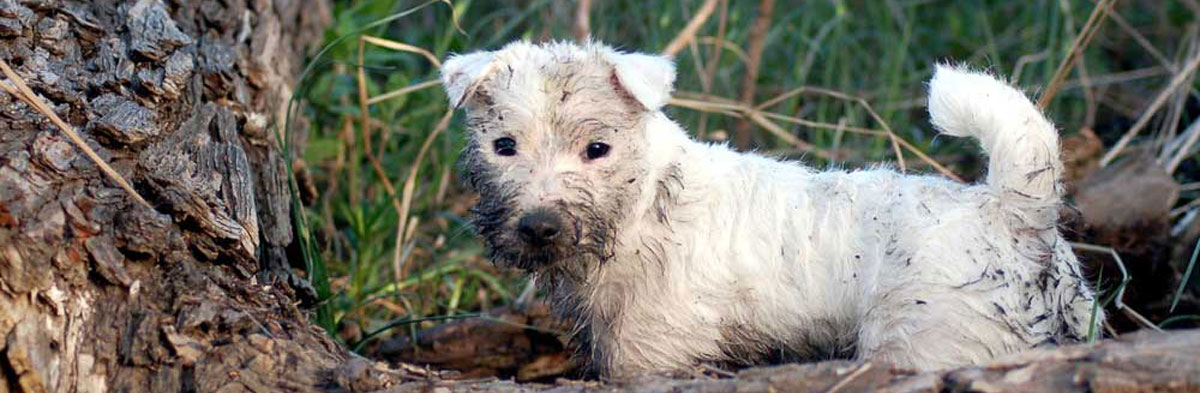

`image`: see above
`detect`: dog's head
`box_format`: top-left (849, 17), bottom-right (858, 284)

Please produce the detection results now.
top-left (441, 41), bottom-right (676, 273)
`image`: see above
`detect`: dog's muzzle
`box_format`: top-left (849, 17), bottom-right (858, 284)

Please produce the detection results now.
top-left (517, 208), bottom-right (564, 247)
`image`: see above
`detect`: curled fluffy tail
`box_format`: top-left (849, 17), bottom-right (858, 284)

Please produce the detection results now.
top-left (928, 64), bottom-right (1063, 228)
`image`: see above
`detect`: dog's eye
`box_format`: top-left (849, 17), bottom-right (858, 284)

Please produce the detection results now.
top-left (585, 142), bottom-right (611, 160)
top-left (493, 137), bottom-right (517, 156)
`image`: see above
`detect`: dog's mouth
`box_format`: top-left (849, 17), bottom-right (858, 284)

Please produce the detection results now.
top-left (516, 221), bottom-right (585, 269)
top-left (470, 198), bottom-right (616, 273)
top-left (484, 233), bottom-right (580, 272)
top-left (477, 211), bottom-right (583, 271)
top-left (516, 245), bottom-right (569, 269)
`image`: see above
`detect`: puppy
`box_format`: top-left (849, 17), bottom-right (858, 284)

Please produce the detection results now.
top-left (441, 40), bottom-right (1101, 378)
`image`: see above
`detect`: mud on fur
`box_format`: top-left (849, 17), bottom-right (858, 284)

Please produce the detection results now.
top-left (440, 40), bottom-right (1102, 379)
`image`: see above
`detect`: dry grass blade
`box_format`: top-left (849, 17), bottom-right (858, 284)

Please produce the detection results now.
top-left (669, 96), bottom-right (741, 116)
top-left (822, 362), bottom-right (873, 393)
top-left (661, 0), bottom-right (719, 57)
top-left (697, 36), bottom-right (747, 65)
top-left (695, 0), bottom-right (729, 139)
top-left (1059, 0), bottom-right (1099, 127)
top-left (368, 79), bottom-right (440, 105)
top-left (1167, 118), bottom-right (1200, 173)
top-left (731, 0), bottom-right (776, 150)
top-left (701, 1), bottom-right (729, 87)
top-left (1062, 66), bottom-right (1165, 90)
top-left (392, 110), bottom-right (454, 283)
top-left (685, 16), bottom-right (709, 93)
top-left (758, 87), bottom-right (962, 181)
top-left (1071, 242), bottom-right (1163, 332)
top-left (352, 36), bottom-right (450, 282)
top-left (1170, 197), bottom-right (1200, 218)
top-left (746, 112), bottom-right (829, 160)
top-left (756, 86), bottom-right (842, 111)
top-left (1012, 50), bottom-right (1051, 83)
top-left (1107, 9), bottom-right (1200, 102)
top-left (1037, 0), bottom-right (1116, 109)
top-left (573, 0), bottom-right (592, 41)
top-left (357, 38), bottom-right (405, 223)
top-left (362, 35), bottom-right (443, 68)
top-left (1100, 52), bottom-right (1200, 166)
top-left (1109, 11), bottom-right (1174, 75)
top-left (670, 94), bottom-right (964, 182)
top-left (0, 59), bottom-right (153, 210)
top-left (432, 0), bottom-right (467, 36)
top-left (357, 38), bottom-right (374, 156)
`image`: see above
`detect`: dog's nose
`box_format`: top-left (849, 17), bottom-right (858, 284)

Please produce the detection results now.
top-left (517, 210), bottom-right (562, 246)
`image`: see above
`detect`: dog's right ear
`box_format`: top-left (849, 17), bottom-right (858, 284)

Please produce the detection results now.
top-left (441, 50), bottom-right (498, 109)
top-left (607, 52), bottom-right (676, 111)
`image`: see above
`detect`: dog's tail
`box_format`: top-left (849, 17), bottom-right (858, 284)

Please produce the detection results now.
top-left (927, 64), bottom-right (1062, 227)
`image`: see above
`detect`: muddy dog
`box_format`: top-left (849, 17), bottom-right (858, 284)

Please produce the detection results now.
top-left (440, 40), bottom-right (1100, 379)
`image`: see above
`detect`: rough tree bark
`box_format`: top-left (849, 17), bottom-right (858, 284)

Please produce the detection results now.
top-left (0, 1), bottom-right (395, 392)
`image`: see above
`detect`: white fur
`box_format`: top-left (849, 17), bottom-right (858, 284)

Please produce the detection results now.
top-left (610, 53), bottom-right (676, 110)
top-left (442, 51), bottom-right (498, 108)
top-left (442, 41), bottom-right (675, 110)
top-left (444, 42), bottom-right (1101, 378)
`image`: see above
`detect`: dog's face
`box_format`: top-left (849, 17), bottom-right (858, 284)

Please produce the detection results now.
top-left (441, 41), bottom-right (675, 273)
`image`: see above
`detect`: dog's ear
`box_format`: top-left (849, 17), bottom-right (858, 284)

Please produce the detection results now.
top-left (441, 50), bottom-right (498, 108)
top-left (608, 52), bottom-right (676, 111)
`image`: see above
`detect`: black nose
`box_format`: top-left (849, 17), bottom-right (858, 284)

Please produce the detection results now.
top-left (517, 210), bottom-right (562, 246)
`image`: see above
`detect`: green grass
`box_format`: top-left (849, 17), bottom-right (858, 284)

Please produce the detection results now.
top-left (1171, 236), bottom-right (1200, 313)
top-left (1088, 264), bottom-right (1103, 343)
top-left (294, 0), bottom-right (1199, 351)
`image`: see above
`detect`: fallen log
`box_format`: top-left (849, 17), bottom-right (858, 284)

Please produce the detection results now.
top-left (375, 303), bottom-right (579, 382)
top-left (377, 328), bottom-right (1200, 392)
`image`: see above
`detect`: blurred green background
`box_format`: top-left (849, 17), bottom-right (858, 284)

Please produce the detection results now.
top-left (292, 0), bottom-right (1200, 353)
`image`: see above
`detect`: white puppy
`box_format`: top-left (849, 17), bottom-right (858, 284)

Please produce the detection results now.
top-left (441, 40), bottom-right (1101, 379)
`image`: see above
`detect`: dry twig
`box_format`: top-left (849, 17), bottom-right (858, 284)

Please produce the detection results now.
top-left (362, 35), bottom-right (442, 68)
top-left (357, 38), bottom-right (406, 244)
top-left (661, 0), bottom-right (720, 57)
top-left (1167, 118), bottom-right (1200, 173)
top-left (670, 90), bottom-right (964, 182)
top-left (573, 0), bottom-right (592, 41)
top-left (1100, 52), bottom-right (1200, 166)
top-left (822, 362), bottom-right (873, 393)
top-left (0, 59), bottom-right (153, 210)
top-left (1071, 242), bottom-right (1163, 332)
top-left (1038, 0), bottom-right (1116, 109)
top-left (351, 35), bottom-right (449, 282)
top-left (732, 0), bottom-right (776, 150)
top-left (392, 110), bottom-right (454, 283)
top-left (368, 80), bottom-right (440, 106)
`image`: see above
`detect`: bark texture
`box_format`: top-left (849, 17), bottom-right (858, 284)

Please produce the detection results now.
top-left (0, 1), bottom-right (394, 392)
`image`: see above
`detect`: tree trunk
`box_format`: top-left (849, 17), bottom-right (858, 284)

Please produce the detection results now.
top-left (0, 1), bottom-right (392, 392)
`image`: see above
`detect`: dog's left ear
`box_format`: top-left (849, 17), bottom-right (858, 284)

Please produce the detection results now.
top-left (607, 52), bottom-right (676, 111)
top-left (442, 50), bottom-right (498, 108)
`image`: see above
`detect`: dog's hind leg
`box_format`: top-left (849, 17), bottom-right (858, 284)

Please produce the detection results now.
top-left (854, 273), bottom-right (1029, 371)
top-left (853, 216), bottom-right (1036, 371)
